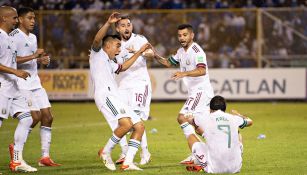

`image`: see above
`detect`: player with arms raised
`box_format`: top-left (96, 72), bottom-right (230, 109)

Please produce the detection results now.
top-left (90, 12), bottom-right (151, 171)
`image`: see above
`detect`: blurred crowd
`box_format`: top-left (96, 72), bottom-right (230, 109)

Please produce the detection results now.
top-left (2, 0), bottom-right (307, 10)
top-left (1, 0), bottom-right (306, 68)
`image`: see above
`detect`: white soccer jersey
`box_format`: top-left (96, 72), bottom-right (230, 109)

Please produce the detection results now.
top-left (170, 42), bottom-right (214, 97)
top-left (10, 29), bottom-right (42, 90)
top-left (194, 110), bottom-right (248, 173)
top-left (0, 29), bottom-right (18, 98)
top-left (89, 48), bottom-right (122, 110)
top-left (115, 33), bottom-right (150, 88)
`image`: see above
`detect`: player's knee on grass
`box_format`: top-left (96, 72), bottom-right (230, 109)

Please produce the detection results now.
top-left (41, 108), bottom-right (53, 126)
top-left (177, 114), bottom-right (188, 124)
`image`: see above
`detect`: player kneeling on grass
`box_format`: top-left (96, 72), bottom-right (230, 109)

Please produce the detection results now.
top-left (186, 95), bottom-right (253, 173)
top-left (89, 12), bottom-right (152, 171)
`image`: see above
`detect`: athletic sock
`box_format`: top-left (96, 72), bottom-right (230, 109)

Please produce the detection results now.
top-left (41, 126), bottom-right (52, 157)
top-left (123, 139), bottom-right (140, 165)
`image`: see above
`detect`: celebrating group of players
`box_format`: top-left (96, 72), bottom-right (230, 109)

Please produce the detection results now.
top-left (0, 6), bottom-right (253, 174)
top-left (90, 12), bottom-right (253, 173)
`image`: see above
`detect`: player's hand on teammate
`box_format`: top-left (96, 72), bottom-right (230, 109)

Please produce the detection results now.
top-left (107, 12), bottom-right (121, 24)
top-left (171, 71), bottom-right (186, 80)
top-left (14, 69), bottom-right (30, 80)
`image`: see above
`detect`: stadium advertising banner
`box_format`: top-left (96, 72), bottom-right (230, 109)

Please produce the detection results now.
top-left (38, 70), bottom-right (91, 100)
top-left (149, 68), bottom-right (307, 100)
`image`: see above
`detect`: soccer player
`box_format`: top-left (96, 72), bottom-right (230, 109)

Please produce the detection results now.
top-left (0, 6), bottom-right (37, 172)
top-left (152, 24), bottom-right (214, 164)
top-left (186, 95), bottom-right (253, 173)
top-left (114, 14), bottom-right (153, 165)
top-left (9, 7), bottom-right (60, 166)
top-left (90, 12), bottom-right (151, 171)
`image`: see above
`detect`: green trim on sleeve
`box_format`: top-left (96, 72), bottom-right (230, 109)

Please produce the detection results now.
top-left (168, 56), bottom-right (179, 66)
top-left (239, 119), bottom-right (247, 129)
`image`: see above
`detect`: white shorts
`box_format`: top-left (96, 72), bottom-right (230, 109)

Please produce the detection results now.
top-left (192, 142), bottom-right (243, 173)
top-left (99, 94), bottom-right (141, 125)
top-left (20, 88), bottom-right (51, 111)
top-left (179, 90), bottom-right (212, 116)
top-left (0, 94), bottom-right (30, 119)
top-left (119, 83), bottom-right (152, 120)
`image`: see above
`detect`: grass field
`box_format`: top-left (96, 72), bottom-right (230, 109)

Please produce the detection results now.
top-left (0, 102), bottom-right (307, 175)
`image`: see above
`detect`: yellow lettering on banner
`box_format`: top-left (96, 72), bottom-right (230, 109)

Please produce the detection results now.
top-left (38, 70), bottom-right (88, 93)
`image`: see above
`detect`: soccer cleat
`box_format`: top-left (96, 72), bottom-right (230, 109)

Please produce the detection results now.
top-left (120, 163), bottom-right (143, 171)
top-left (180, 154), bottom-right (195, 165)
top-left (98, 148), bottom-right (116, 171)
top-left (10, 160), bottom-right (37, 172)
top-left (186, 165), bottom-right (203, 172)
top-left (8, 143), bottom-right (14, 161)
top-left (38, 157), bottom-right (61, 167)
top-left (115, 153), bottom-right (125, 165)
top-left (139, 152), bottom-right (151, 165)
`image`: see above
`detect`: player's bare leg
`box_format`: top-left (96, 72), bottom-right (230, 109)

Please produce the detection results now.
top-left (38, 108), bottom-right (61, 166)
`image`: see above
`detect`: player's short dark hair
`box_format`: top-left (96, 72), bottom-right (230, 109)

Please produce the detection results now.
top-left (17, 7), bottom-right (34, 17)
top-left (177, 24), bottom-right (193, 32)
top-left (102, 34), bottom-right (121, 46)
top-left (115, 14), bottom-right (131, 27)
top-left (210, 95), bottom-right (227, 112)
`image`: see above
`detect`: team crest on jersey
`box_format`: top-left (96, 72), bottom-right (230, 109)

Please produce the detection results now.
top-left (1, 109), bottom-right (7, 115)
top-left (27, 100), bottom-right (32, 107)
top-left (186, 59), bottom-right (191, 65)
top-left (25, 43), bottom-right (29, 47)
top-left (120, 108), bottom-right (126, 114)
top-left (7, 45), bottom-right (11, 49)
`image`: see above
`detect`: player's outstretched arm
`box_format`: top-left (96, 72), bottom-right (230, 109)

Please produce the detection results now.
top-left (0, 64), bottom-right (30, 80)
top-left (121, 43), bottom-right (151, 72)
top-left (231, 109), bottom-right (253, 127)
top-left (151, 46), bottom-right (172, 68)
top-left (92, 12), bottom-right (121, 51)
top-left (171, 67), bottom-right (206, 80)
top-left (16, 48), bottom-right (44, 64)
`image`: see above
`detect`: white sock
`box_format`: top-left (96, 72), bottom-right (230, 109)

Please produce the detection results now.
top-left (104, 133), bottom-right (120, 154)
top-left (14, 113), bottom-right (33, 161)
top-left (141, 131), bottom-right (150, 155)
top-left (119, 135), bottom-right (128, 155)
top-left (123, 139), bottom-right (140, 165)
top-left (180, 122), bottom-right (195, 138)
top-left (41, 126), bottom-right (52, 157)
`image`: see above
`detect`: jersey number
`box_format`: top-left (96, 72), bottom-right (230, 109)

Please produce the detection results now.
top-left (135, 93), bottom-right (144, 103)
top-left (217, 125), bottom-right (231, 148)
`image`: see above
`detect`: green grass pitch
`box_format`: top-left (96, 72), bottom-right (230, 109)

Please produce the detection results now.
top-left (0, 102), bottom-right (307, 175)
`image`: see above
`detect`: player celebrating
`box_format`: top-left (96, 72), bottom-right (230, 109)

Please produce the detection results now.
top-left (186, 95), bottom-right (253, 173)
top-left (152, 24), bottom-right (214, 164)
top-left (9, 7), bottom-right (60, 167)
top-left (0, 6), bottom-right (37, 172)
top-left (114, 14), bottom-right (153, 165)
top-left (90, 12), bottom-right (151, 171)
